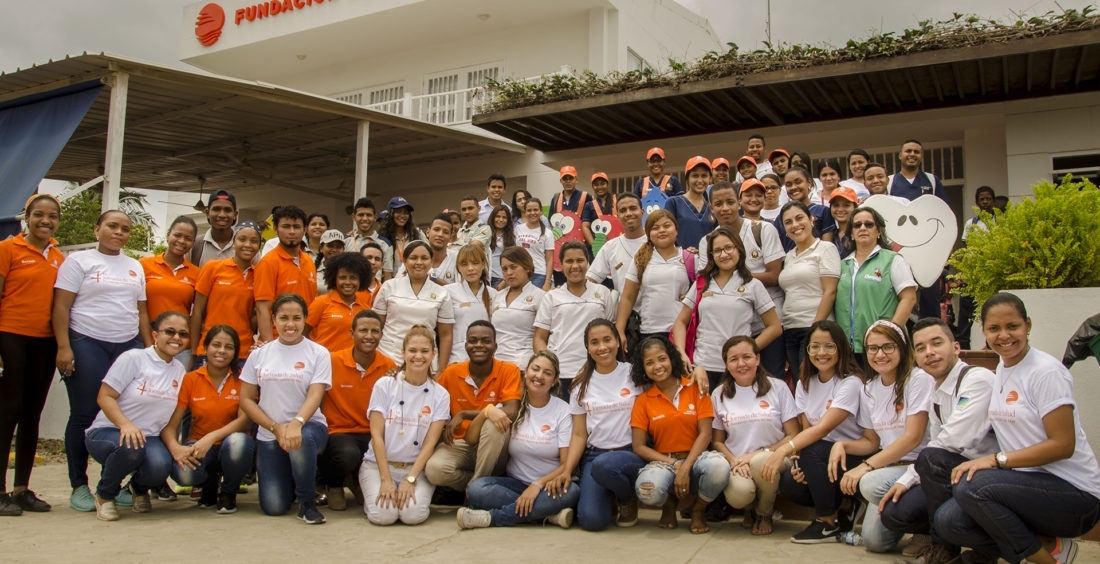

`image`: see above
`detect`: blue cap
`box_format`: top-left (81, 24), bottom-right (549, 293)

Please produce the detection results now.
top-left (387, 196), bottom-right (414, 212)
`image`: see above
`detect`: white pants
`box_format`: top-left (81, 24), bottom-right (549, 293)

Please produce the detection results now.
top-left (358, 460), bottom-right (435, 525)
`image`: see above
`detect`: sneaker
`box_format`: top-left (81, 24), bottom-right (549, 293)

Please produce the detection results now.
top-left (1051, 538), bottom-right (1079, 564)
top-left (12, 490), bottom-right (51, 512)
top-left (895, 543), bottom-right (960, 564)
top-left (129, 484), bottom-right (152, 513)
top-left (904, 534), bottom-right (933, 557)
top-left (190, 487), bottom-right (203, 500)
top-left (93, 494), bottom-right (119, 521)
top-left (545, 507), bottom-right (573, 529)
top-left (69, 485), bottom-right (95, 512)
top-left (616, 498), bottom-right (639, 527)
top-left (115, 484), bottom-right (133, 508)
top-left (197, 487), bottom-right (218, 509)
top-left (456, 507), bottom-right (491, 529)
top-left (0, 493), bottom-right (23, 516)
top-left (790, 519), bottom-right (840, 544)
top-left (155, 483), bottom-right (178, 501)
top-left (297, 501), bottom-right (326, 524)
top-left (327, 486), bottom-right (347, 511)
top-left (216, 493), bottom-right (237, 515)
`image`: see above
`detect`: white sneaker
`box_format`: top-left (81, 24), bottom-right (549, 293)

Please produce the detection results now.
top-left (93, 495), bottom-right (119, 522)
top-left (456, 507), bottom-right (491, 529)
top-left (1051, 538), bottom-right (1079, 564)
top-left (545, 507), bottom-right (573, 529)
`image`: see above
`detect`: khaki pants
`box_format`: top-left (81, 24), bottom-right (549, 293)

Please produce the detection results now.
top-left (424, 423), bottom-right (509, 491)
top-left (723, 451), bottom-right (789, 516)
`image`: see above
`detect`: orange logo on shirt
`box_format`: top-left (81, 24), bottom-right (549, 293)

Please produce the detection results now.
top-left (619, 387), bottom-right (631, 398)
top-left (421, 405), bottom-right (432, 416)
top-left (540, 424), bottom-right (551, 433)
top-left (230, 389), bottom-right (237, 395)
top-left (759, 400), bottom-right (770, 409)
top-left (294, 362), bottom-right (305, 370)
top-left (128, 270), bottom-right (137, 277)
top-left (172, 380), bottom-right (179, 388)
top-left (1005, 391), bottom-right (1019, 405)
top-left (896, 402), bottom-right (905, 413)
top-left (825, 399), bottom-right (833, 410)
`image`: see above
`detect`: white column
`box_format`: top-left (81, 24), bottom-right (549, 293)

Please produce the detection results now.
top-left (102, 72), bottom-right (129, 212)
top-left (354, 120), bottom-right (370, 201)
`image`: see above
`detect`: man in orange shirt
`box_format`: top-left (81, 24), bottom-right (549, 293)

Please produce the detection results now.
top-left (425, 321), bottom-right (521, 493)
top-left (318, 311), bottom-right (396, 510)
top-left (254, 205), bottom-right (317, 343)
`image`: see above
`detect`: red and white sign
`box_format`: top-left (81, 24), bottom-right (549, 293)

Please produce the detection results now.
top-left (195, 0), bottom-right (335, 47)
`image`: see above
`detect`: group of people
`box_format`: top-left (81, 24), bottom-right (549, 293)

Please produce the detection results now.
top-left (0, 132), bottom-right (1093, 564)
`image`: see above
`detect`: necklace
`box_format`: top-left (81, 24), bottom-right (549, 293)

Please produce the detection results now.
top-left (396, 372), bottom-right (432, 448)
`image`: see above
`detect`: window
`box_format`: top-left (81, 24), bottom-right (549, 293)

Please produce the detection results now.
top-left (626, 48), bottom-right (651, 73)
top-left (423, 62), bottom-right (501, 123)
top-left (334, 92), bottom-right (362, 105)
top-left (367, 83), bottom-right (405, 114)
top-left (1052, 153), bottom-right (1100, 185)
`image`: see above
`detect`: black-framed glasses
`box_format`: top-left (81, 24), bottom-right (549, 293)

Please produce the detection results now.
top-left (865, 343), bottom-right (898, 355)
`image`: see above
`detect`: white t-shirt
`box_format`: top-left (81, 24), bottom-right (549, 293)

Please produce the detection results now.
top-left (760, 207), bottom-right (781, 222)
top-left (697, 220), bottom-right (785, 331)
top-left (856, 369), bottom-right (934, 462)
top-left (712, 378), bottom-right (797, 455)
top-left (490, 283), bottom-right (545, 366)
top-left (87, 347), bottom-right (185, 437)
top-left (365, 373), bottom-right (451, 464)
top-left (534, 282), bottom-right (615, 381)
top-left (794, 374), bottom-right (863, 443)
top-left (507, 397), bottom-right (573, 485)
top-left (446, 281), bottom-right (496, 363)
top-left (623, 249), bottom-right (691, 334)
top-left (588, 234), bottom-right (646, 291)
top-left (990, 348), bottom-right (1100, 500)
top-left (778, 239), bottom-right (841, 329)
top-left (239, 338), bottom-right (332, 441)
top-left (513, 223), bottom-right (555, 276)
top-left (54, 249), bottom-right (146, 343)
top-left (840, 178), bottom-right (870, 199)
top-left (568, 362), bottom-right (640, 449)
top-left (396, 249), bottom-right (459, 286)
top-left (372, 276), bottom-right (455, 363)
top-left (681, 273), bottom-right (774, 373)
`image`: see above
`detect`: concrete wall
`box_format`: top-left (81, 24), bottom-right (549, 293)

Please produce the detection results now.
top-left (1006, 97), bottom-right (1100, 199)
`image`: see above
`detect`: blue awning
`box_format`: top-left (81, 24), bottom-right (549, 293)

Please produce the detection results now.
top-left (0, 80), bottom-right (103, 237)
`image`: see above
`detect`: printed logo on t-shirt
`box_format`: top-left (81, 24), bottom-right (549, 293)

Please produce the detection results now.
top-left (595, 291), bottom-right (603, 299)
top-left (294, 361), bottom-right (306, 370)
top-left (128, 270), bottom-right (137, 277)
top-left (957, 396), bottom-right (970, 408)
top-left (540, 424), bottom-right (551, 433)
top-left (619, 387), bottom-right (631, 398)
top-left (751, 250), bottom-right (760, 259)
top-left (488, 391), bottom-right (497, 399)
top-left (525, 296), bottom-right (533, 302)
top-left (1005, 390), bottom-right (1019, 405)
top-left (825, 399), bottom-right (833, 410)
top-left (421, 405), bottom-right (432, 416)
top-left (895, 402), bottom-right (905, 413)
top-left (230, 389), bottom-right (238, 395)
top-left (759, 400), bottom-right (770, 409)
top-left (172, 379), bottom-right (179, 388)
top-left (737, 286), bottom-right (746, 293)
top-left (864, 269), bottom-right (884, 282)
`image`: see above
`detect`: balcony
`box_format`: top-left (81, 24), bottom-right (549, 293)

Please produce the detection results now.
top-left (362, 86), bottom-right (489, 127)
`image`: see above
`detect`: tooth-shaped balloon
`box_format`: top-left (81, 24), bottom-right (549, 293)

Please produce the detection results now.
top-left (641, 188), bottom-right (668, 224)
top-left (860, 194), bottom-right (958, 287)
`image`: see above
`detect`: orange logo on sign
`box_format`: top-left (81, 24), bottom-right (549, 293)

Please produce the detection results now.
top-left (1005, 390), bottom-right (1019, 405)
top-left (196, 3), bottom-right (226, 46)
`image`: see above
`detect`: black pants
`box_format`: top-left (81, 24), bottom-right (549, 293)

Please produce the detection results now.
top-left (0, 332), bottom-right (58, 491)
top-left (955, 295), bottom-right (976, 349)
top-left (917, 285), bottom-right (941, 320)
top-left (318, 433), bottom-right (372, 487)
top-left (881, 447), bottom-right (969, 543)
top-left (779, 439), bottom-right (865, 518)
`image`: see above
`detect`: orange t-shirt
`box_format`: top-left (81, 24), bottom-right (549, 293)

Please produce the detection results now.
top-left (0, 234), bottom-right (64, 337)
top-left (140, 254), bottom-right (200, 321)
top-left (630, 377), bottom-right (714, 454)
top-left (436, 360), bottom-right (522, 440)
top-left (307, 292), bottom-right (369, 353)
top-left (322, 347), bottom-right (397, 434)
top-left (254, 244), bottom-right (317, 304)
top-left (195, 258), bottom-right (255, 357)
top-left (354, 284), bottom-right (377, 310)
top-left (176, 366), bottom-right (243, 443)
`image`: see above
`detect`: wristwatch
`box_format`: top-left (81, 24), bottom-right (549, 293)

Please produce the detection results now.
top-left (995, 451), bottom-right (1008, 469)
top-left (292, 416), bottom-right (306, 425)
top-left (405, 474), bottom-right (417, 485)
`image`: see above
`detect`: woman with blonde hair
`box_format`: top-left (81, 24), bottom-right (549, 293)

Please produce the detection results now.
top-left (446, 244), bottom-right (496, 364)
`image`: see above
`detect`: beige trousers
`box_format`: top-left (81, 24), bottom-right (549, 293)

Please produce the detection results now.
top-left (723, 450), bottom-right (789, 516)
top-left (423, 423), bottom-right (509, 491)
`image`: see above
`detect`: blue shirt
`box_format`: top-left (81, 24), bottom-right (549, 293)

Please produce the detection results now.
top-left (548, 190), bottom-right (589, 216)
top-left (774, 204), bottom-right (836, 252)
top-left (633, 175), bottom-right (684, 198)
top-left (663, 196), bottom-right (716, 249)
top-left (888, 171), bottom-right (947, 203)
top-left (581, 194), bottom-right (617, 223)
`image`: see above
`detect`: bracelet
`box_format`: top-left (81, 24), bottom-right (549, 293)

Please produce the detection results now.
top-left (787, 440), bottom-right (798, 454)
top-left (268, 423), bottom-right (277, 434)
top-left (862, 460), bottom-right (876, 471)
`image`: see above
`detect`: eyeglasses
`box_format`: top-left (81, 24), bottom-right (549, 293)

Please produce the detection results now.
top-left (713, 245), bottom-right (737, 257)
top-left (865, 343), bottom-right (898, 356)
top-left (852, 221), bottom-right (877, 230)
top-left (807, 343), bottom-right (837, 353)
top-left (763, 185), bottom-right (781, 192)
top-left (159, 328), bottom-right (190, 339)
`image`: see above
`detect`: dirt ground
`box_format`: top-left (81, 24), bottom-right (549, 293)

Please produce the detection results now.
top-left (3, 461), bottom-right (1098, 563)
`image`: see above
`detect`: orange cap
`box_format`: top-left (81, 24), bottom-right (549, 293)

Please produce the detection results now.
top-left (591, 172), bottom-right (609, 183)
top-left (559, 165), bottom-right (577, 179)
top-left (829, 186), bottom-right (859, 204)
top-left (711, 157), bottom-right (730, 170)
top-left (736, 155), bottom-right (757, 168)
top-left (647, 147), bottom-right (665, 160)
top-left (684, 155), bottom-right (711, 175)
top-left (739, 178), bottom-right (766, 194)
top-left (768, 149), bottom-right (790, 162)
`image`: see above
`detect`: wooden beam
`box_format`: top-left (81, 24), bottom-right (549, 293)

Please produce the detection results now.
top-left (695, 92), bottom-right (744, 124)
top-left (738, 89), bottom-right (784, 126)
top-left (832, 77), bottom-right (860, 110)
top-left (1026, 52), bottom-right (1034, 92)
top-left (809, 79), bottom-right (843, 114)
top-left (70, 95), bottom-right (248, 141)
top-left (766, 85), bottom-right (803, 118)
top-left (713, 89), bottom-right (757, 122)
top-left (1003, 56), bottom-right (1011, 95)
top-left (928, 67), bottom-right (945, 102)
top-left (977, 59), bottom-right (986, 96)
top-left (951, 63), bottom-right (966, 100)
top-left (878, 72), bottom-right (903, 108)
top-left (904, 69), bottom-right (923, 104)
top-left (1049, 49), bottom-right (1059, 90)
top-left (856, 74), bottom-right (881, 109)
top-left (1074, 45), bottom-right (1089, 87)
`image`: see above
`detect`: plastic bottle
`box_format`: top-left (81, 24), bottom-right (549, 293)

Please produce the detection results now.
top-left (839, 532), bottom-right (863, 546)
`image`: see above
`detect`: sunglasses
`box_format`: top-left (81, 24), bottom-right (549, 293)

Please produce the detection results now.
top-left (852, 221), bottom-right (877, 230)
top-left (159, 328), bottom-right (190, 339)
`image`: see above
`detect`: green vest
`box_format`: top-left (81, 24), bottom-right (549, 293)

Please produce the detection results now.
top-left (835, 248), bottom-right (900, 353)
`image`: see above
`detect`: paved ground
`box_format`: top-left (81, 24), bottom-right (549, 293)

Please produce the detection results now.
top-left (4, 462), bottom-right (1099, 563)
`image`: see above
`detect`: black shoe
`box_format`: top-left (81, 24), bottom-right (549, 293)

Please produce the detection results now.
top-left (790, 519), bottom-right (840, 544)
top-left (197, 486), bottom-right (218, 509)
top-left (216, 493), bottom-right (237, 515)
top-left (705, 498), bottom-right (734, 522)
top-left (0, 493), bottom-right (23, 516)
top-left (297, 501), bottom-right (326, 524)
top-left (12, 490), bottom-right (51, 512)
top-left (155, 483), bottom-right (178, 502)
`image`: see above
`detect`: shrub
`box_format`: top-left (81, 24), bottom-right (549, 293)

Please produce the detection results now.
top-left (949, 176), bottom-right (1100, 310)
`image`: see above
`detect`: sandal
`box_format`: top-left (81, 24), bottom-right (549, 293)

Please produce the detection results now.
top-left (752, 515), bottom-right (774, 535)
top-left (741, 509), bottom-right (755, 529)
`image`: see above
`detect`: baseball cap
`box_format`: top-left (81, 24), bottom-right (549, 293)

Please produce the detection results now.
top-left (207, 189), bottom-right (237, 210)
top-left (591, 172), bottom-right (609, 183)
top-left (829, 186), bottom-right (859, 204)
top-left (559, 165), bottom-right (577, 179)
top-left (768, 149), bottom-right (790, 162)
top-left (387, 196), bottom-right (414, 212)
top-left (739, 179), bottom-right (766, 194)
top-left (736, 155), bottom-right (757, 168)
top-left (320, 229), bottom-right (346, 246)
top-left (711, 157), bottom-right (730, 170)
top-left (647, 147), bottom-right (666, 160)
top-left (684, 155), bottom-right (712, 174)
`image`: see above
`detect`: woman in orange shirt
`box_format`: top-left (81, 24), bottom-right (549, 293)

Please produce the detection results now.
top-left (306, 252), bottom-right (372, 352)
top-left (191, 221), bottom-right (262, 368)
top-left (140, 216), bottom-right (200, 367)
top-left (0, 194), bottom-right (64, 516)
top-left (161, 326), bottom-right (254, 514)
top-left (630, 336), bottom-right (727, 533)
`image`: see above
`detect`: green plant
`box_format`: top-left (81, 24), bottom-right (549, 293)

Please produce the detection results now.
top-left (949, 176), bottom-right (1100, 310)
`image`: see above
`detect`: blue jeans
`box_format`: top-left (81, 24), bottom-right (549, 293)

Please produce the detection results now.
top-left (85, 427), bottom-right (172, 500)
top-left (530, 274), bottom-right (546, 288)
top-left (255, 420), bottom-right (328, 515)
top-left (936, 468), bottom-right (1100, 563)
top-left (881, 447), bottom-right (968, 541)
top-left (858, 465), bottom-right (909, 553)
top-left (635, 451), bottom-right (729, 506)
top-left (782, 326), bottom-right (809, 379)
top-left (170, 433), bottom-right (256, 495)
top-left (467, 475), bottom-right (581, 526)
top-left (64, 331), bottom-right (143, 488)
top-left (577, 448), bottom-right (645, 531)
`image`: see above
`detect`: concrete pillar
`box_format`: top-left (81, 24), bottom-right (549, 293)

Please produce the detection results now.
top-left (102, 72), bottom-right (129, 212)
top-left (354, 120), bottom-right (370, 202)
